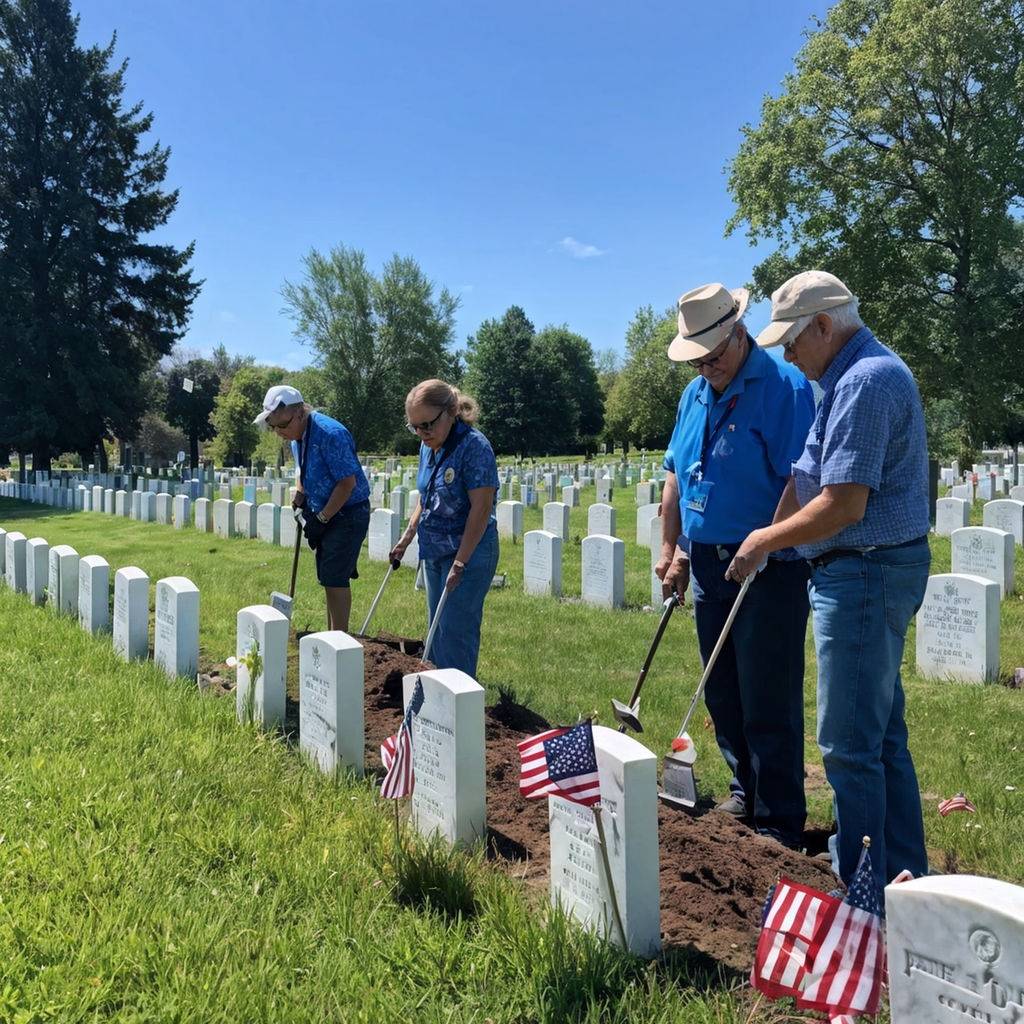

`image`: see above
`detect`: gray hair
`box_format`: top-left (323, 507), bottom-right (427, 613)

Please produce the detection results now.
top-left (787, 299), bottom-right (863, 341)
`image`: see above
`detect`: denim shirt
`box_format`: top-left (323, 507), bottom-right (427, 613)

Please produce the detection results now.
top-left (793, 328), bottom-right (930, 559)
top-left (291, 411), bottom-right (370, 514)
top-left (416, 420), bottom-right (499, 561)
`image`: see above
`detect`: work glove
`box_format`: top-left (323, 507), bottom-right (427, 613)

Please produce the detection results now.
top-left (303, 513), bottom-right (328, 551)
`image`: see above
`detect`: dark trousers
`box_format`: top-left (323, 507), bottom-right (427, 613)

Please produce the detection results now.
top-left (690, 542), bottom-right (809, 841)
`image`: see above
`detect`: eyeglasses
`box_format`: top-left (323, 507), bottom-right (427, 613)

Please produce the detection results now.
top-left (687, 326), bottom-right (736, 370)
top-left (406, 409), bottom-right (446, 435)
top-left (268, 406), bottom-right (299, 433)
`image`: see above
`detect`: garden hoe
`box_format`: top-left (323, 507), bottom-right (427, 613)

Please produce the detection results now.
top-left (660, 569), bottom-right (757, 810)
top-left (358, 558), bottom-right (402, 636)
top-left (270, 510), bottom-right (303, 620)
top-left (611, 592), bottom-right (679, 733)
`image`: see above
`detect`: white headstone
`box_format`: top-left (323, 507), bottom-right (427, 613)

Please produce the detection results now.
top-left (935, 497), bottom-right (970, 537)
top-left (636, 481), bottom-right (657, 506)
top-left (25, 537), bottom-right (49, 605)
top-left (1011, 484), bottom-right (1024, 502)
top-left (951, 482), bottom-right (974, 503)
top-left (256, 502), bottom-right (280, 545)
top-left (173, 494), bottom-right (191, 529)
top-left (982, 499), bottom-right (1024, 546)
top-left (48, 544), bottom-right (79, 615)
top-left (548, 725), bottom-right (660, 956)
top-left (154, 577), bottom-right (200, 680)
top-left (0, 527), bottom-right (5, 580)
top-left (140, 491), bottom-right (156, 523)
top-left (542, 501), bottom-right (570, 541)
top-left (916, 573), bottom-right (1000, 683)
top-left (236, 604), bottom-right (288, 728)
top-left (400, 531), bottom-right (420, 569)
top-left (523, 529), bottom-right (562, 598)
top-left (194, 496), bottom-right (212, 532)
top-left (403, 669), bottom-right (486, 847)
top-left (115, 490), bottom-right (129, 517)
top-left (635, 503), bottom-right (660, 546)
top-left (131, 490), bottom-right (143, 520)
top-left (581, 535), bottom-right (625, 608)
top-left (886, 874), bottom-right (1024, 1024)
top-left (104, 487), bottom-right (114, 514)
top-left (368, 508), bottom-right (399, 561)
top-left (390, 487), bottom-right (408, 522)
top-left (496, 500), bottom-right (524, 541)
top-left (234, 500), bottom-right (256, 539)
top-left (587, 502), bottom-right (616, 537)
top-left (92, 485), bottom-right (103, 511)
top-left (155, 492), bottom-right (172, 525)
top-left (596, 477), bottom-right (613, 504)
top-left (113, 566), bottom-right (149, 661)
top-left (213, 499), bottom-right (234, 539)
top-left (951, 527), bottom-right (1015, 597)
top-left (648, 514), bottom-right (664, 606)
top-left (299, 631), bottom-right (364, 775)
top-left (279, 509), bottom-right (298, 549)
top-left (78, 555), bottom-right (110, 635)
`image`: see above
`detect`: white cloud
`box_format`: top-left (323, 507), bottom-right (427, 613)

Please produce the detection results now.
top-left (557, 236), bottom-right (608, 260)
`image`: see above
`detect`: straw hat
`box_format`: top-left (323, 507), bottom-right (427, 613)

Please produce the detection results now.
top-left (667, 283), bottom-right (749, 362)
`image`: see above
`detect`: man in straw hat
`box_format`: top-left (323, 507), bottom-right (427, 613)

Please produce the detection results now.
top-left (657, 282), bottom-right (815, 849)
top-left (726, 270), bottom-right (930, 894)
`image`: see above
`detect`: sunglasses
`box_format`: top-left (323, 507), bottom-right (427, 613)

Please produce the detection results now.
top-left (268, 406), bottom-right (300, 433)
top-left (687, 326), bottom-right (736, 370)
top-left (406, 408), bottom-right (446, 435)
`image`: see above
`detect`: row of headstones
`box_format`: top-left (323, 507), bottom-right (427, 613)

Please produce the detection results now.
top-left (496, 499), bottom-right (662, 544)
top-left (934, 500), bottom-right (1020, 597)
top-left (0, 527), bottom-right (199, 677)
top-left (947, 477), bottom-right (1024, 503)
top-left (232, 609), bottom-right (661, 956)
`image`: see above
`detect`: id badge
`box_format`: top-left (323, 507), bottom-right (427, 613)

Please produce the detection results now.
top-left (685, 478), bottom-right (712, 513)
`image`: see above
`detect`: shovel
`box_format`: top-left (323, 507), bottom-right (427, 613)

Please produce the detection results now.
top-left (358, 558), bottom-right (401, 636)
top-left (611, 593), bottom-right (679, 733)
top-left (422, 584), bottom-right (451, 664)
top-left (660, 568), bottom-right (757, 810)
top-left (270, 511), bottom-right (303, 619)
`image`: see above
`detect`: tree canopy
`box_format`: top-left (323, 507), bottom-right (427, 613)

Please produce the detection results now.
top-left (726, 0), bottom-right (1024, 454)
top-left (0, 0), bottom-right (199, 471)
top-left (164, 359), bottom-right (221, 466)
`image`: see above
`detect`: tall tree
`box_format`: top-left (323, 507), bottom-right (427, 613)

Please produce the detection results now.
top-left (0, 0), bottom-right (200, 472)
top-left (726, 0), bottom-right (1024, 451)
top-left (604, 307), bottom-right (694, 452)
top-left (208, 365), bottom-right (284, 467)
top-left (164, 359), bottom-right (220, 466)
top-left (281, 246), bottom-right (459, 452)
top-left (532, 326), bottom-right (605, 455)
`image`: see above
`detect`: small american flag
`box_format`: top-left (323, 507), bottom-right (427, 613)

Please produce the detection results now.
top-left (517, 720), bottom-right (601, 806)
top-left (380, 677), bottom-right (425, 800)
top-left (938, 792), bottom-right (977, 816)
top-left (798, 845), bottom-right (885, 1019)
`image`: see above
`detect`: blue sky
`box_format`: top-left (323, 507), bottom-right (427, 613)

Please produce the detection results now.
top-left (75, 0), bottom-right (830, 369)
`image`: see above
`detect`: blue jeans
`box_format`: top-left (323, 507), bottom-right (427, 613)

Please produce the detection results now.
top-left (690, 543), bottom-right (809, 842)
top-left (809, 539), bottom-right (930, 894)
top-left (423, 525), bottom-right (499, 679)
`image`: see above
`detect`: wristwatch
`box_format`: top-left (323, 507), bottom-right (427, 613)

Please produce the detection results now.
top-left (316, 510), bottom-right (330, 524)
top-left (453, 559), bottom-right (466, 570)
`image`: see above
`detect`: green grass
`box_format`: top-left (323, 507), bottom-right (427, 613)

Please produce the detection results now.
top-left (0, 489), bottom-right (1022, 1021)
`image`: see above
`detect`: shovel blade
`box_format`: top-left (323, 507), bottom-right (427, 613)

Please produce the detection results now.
top-left (611, 697), bottom-right (643, 733)
top-left (659, 752), bottom-right (697, 810)
top-left (270, 592), bottom-right (293, 620)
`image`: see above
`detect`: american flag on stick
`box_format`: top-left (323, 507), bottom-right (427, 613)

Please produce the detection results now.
top-left (517, 720), bottom-right (601, 806)
top-left (380, 677), bottom-right (425, 800)
top-left (752, 840), bottom-right (884, 1020)
top-left (938, 792), bottom-right (977, 816)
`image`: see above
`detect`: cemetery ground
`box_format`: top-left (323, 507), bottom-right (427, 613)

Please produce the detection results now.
top-left (0, 491), bottom-right (1022, 1023)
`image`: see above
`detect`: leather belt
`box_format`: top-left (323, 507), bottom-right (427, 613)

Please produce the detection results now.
top-left (808, 535), bottom-right (928, 570)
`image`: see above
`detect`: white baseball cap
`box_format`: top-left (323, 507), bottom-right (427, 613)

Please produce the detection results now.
top-left (253, 384), bottom-right (304, 428)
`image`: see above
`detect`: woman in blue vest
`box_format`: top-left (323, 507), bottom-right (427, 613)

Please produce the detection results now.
top-left (390, 379), bottom-right (499, 678)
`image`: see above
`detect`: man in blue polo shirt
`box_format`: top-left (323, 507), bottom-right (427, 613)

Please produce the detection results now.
top-left (254, 385), bottom-right (370, 632)
top-left (726, 271), bottom-right (931, 897)
top-left (657, 282), bottom-right (815, 849)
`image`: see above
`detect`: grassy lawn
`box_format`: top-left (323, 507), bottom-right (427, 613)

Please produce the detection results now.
top-left (0, 488), bottom-right (1022, 1022)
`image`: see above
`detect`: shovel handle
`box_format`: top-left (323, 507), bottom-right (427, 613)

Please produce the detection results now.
top-left (359, 559), bottom-right (401, 636)
top-left (423, 585), bottom-right (450, 663)
top-left (625, 593), bottom-right (678, 711)
top-left (676, 570), bottom-right (756, 739)
top-left (288, 512), bottom-right (302, 599)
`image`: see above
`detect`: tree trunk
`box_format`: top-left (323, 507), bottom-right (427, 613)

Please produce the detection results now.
top-left (189, 425), bottom-right (200, 468)
top-left (31, 444), bottom-right (51, 476)
top-left (97, 444), bottom-right (109, 473)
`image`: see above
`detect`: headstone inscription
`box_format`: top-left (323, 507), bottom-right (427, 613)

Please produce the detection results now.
top-left (548, 725), bottom-right (661, 957)
top-left (982, 499), bottom-right (1024, 546)
top-left (403, 669), bottom-right (485, 847)
top-left (299, 631), bottom-right (364, 775)
top-left (581, 535), bottom-right (625, 609)
top-left (113, 566), bottom-right (149, 661)
top-left (235, 605), bottom-right (288, 728)
top-left (916, 573), bottom-right (1000, 683)
top-left (78, 555), bottom-right (110, 635)
top-left (951, 527), bottom-right (1015, 597)
top-left (886, 874), bottom-right (1024, 1024)
top-left (154, 577), bottom-right (200, 680)
top-left (587, 502), bottom-right (616, 537)
top-left (523, 529), bottom-right (562, 598)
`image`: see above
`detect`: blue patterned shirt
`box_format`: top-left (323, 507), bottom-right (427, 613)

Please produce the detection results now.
top-left (291, 411), bottom-right (370, 514)
top-left (416, 419), bottom-right (499, 561)
top-left (793, 328), bottom-right (930, 558)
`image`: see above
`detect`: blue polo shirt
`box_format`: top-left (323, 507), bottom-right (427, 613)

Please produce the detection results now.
top-left (291, 411), bottom-right (370, 514)
top-left (663, 342), bottom-right (815, 550)
top-left (416, 419), bottom-right (499, 561)
top-left (793, 327), bottom-right (930, 558)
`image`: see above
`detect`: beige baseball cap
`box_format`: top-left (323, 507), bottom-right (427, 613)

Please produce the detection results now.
top-left (756, 271), bottom-right (856, 348)
top-left (667, 283), bottom-right (750, 362)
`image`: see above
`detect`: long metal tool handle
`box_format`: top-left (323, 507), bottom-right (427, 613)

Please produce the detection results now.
top-left (624, 593), bottom-right (678, 710)
top-left (422, 585), bottom-right (451, 663)
top-left (675, 571), bottom-right (756, 738)
top-left (359, 559), bottom-right (400, 635)
top-left (288, 512), bottom-right (302, 599)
